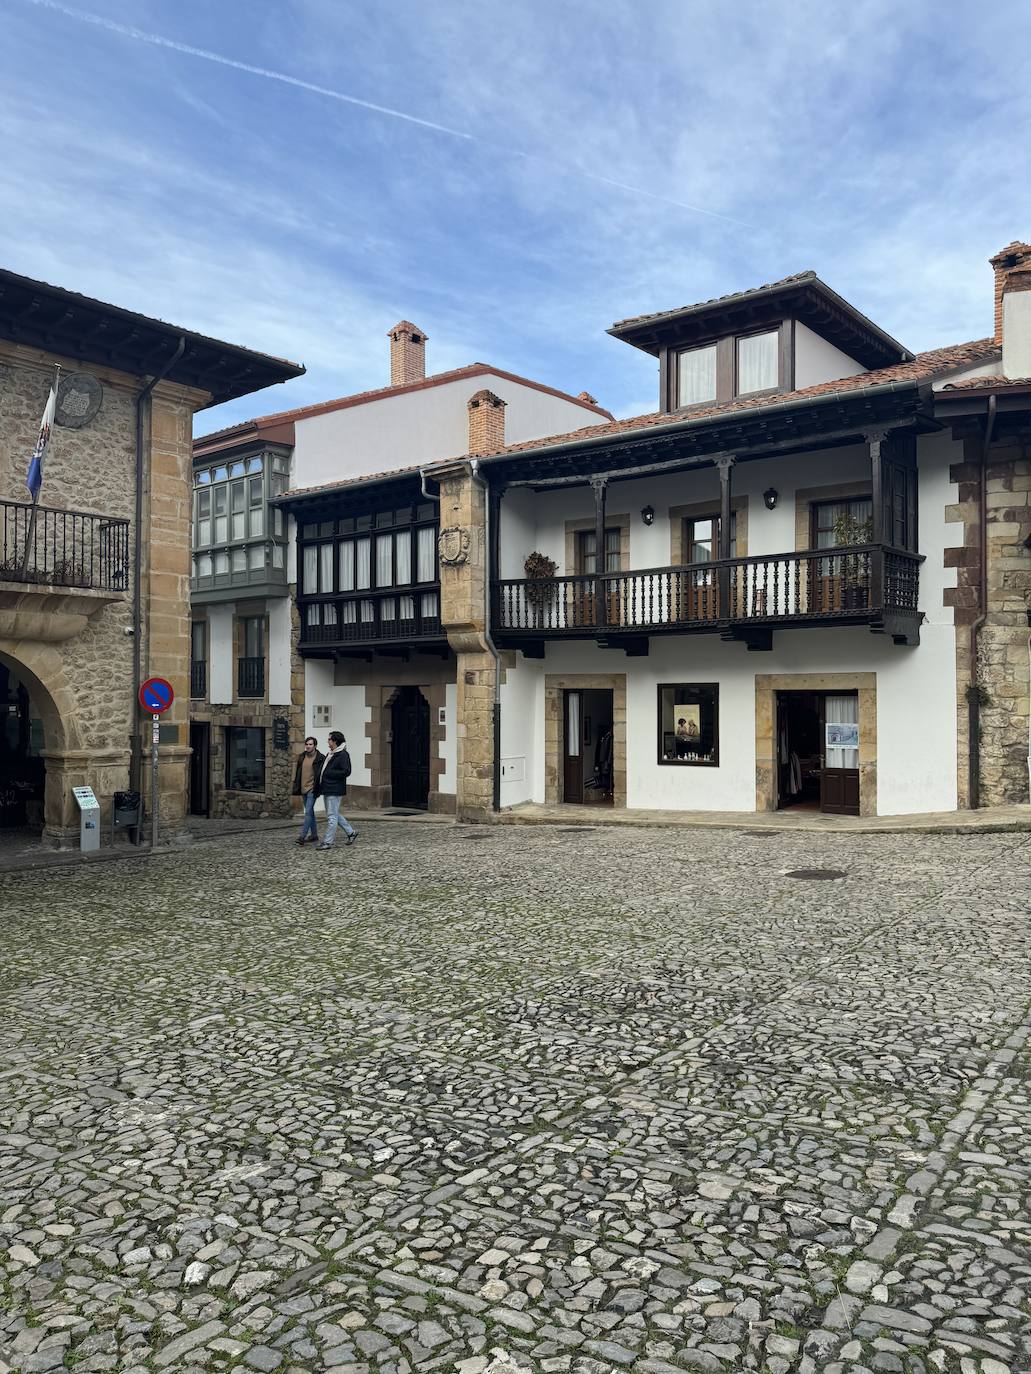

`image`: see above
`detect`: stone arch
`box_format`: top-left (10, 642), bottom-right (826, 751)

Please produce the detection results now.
top-left (0, 642), bottom-right (82, 756)
top-left (0, 641), bottom-right (86, 841)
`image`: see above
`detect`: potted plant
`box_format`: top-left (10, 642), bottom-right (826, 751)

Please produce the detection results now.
top-left (524, 550), bottom-right (558, 626)
top-left (832, 510), bottom-right (874, 609)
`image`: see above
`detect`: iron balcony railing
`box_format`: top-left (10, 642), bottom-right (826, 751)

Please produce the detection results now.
top-left (190, 661), bottom-right (207, 698)
top-left (237, 656), bottom-right (265, 698)
top-left (1, 498), bottom-right (130, 592)
top-left (494, 545), bottom-right (921, 635)
top-left (299, 587), bottom-right (443, 649)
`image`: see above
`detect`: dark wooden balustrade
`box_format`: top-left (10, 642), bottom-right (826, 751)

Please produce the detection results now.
top-left (494, 545), bottom-right (921, 637)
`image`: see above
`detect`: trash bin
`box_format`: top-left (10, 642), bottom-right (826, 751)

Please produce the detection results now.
top-left (113, 790), bottom-right (141, 843)
top-left (72, 786), bottom-right (101, 853)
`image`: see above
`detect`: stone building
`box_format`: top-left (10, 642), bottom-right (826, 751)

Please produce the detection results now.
top-left (302, 242), bottom-right (1030, 822)
top-left (190, 323), bottom-right (606, 819)
top-left (0, 268), bottom-right (302, 846)
top-left (937, 242), bottom-right (1031, 806)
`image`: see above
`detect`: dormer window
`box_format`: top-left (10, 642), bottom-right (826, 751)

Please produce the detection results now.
top-left (676, 328), bottom-right (783, 411)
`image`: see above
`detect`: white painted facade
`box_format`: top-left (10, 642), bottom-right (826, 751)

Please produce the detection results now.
top-left (494, 428), bottom-right (964, 816)
top-left (292, 373), bottom-right (603, 490)
top-left (286, 369), bottom-right (604, 774)
top-left (793, 322), bottom-right (867, 389)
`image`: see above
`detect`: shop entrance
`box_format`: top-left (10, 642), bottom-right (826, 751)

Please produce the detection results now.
top-left (0, 661), bottom-right (45, 830)
top-left (189, 722), bottom-right (211, 817)
top-left (776, 690), bottom-right (860, 816)
top-left (562, 687), bottom-right (614, 805)
top-left (391, 687), bottom-right (430, 809)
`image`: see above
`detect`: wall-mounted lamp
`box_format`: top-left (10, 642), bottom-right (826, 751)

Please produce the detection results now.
top-left (763, 488), bottom-right (778, 511)
top-left (641, 505), bottom-right (655, 526)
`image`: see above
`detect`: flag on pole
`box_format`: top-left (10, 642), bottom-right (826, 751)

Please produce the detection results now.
top-left (26, 382), bottom-right (57, 502)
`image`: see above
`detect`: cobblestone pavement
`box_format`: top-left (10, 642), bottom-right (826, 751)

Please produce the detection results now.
top-left (1, 822), bottom-right (1029, 1374)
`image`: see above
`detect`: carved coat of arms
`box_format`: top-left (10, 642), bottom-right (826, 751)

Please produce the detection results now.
top-left (438, 526), bottom-right (470, 566)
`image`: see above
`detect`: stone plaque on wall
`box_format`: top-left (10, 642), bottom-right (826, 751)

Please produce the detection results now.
top-left (272, 717), bottom-right (290, 750)
top-left (56, 373), bottom-right (103, 428)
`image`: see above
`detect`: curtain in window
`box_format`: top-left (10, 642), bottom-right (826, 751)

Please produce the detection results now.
top-left (678, 345), bottom-right (717, 407)
top-left (338, 540), bottom-right (354, 591)
top-left (380, 597), bottom-right (396, 621)
top-left (341, 602), bottom-right (357, 624)
top-left (825, 694), bottom-right (859, 769)
top-left (416, 526), bottom-right (435, 582)
top-left (420, 591), bottom-right (438, 619)
top-left (359, 598), bottom-right (375, 622)
top-left (303, 546), bottom-right (318, 594)
top-left (376, 534), bottom-right (393, 587)
top-left (399, 594), bottom-right (415, 620)
top-left (395, 530), bottom-right (412, 585)
top-left (355, 537), bottom-right (371, 589)
top-left (566, 692), bottom-right (580, 757)
top-left (319, 543), bottom-right (333, 592)
top-left (737, 331), bottom-right (778, 394)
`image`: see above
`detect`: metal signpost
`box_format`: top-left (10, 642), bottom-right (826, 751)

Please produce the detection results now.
top-left (138, 677), bottom-right (174, 849)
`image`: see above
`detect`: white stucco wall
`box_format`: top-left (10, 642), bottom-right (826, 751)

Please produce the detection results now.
top-left (267, 598), bottom-right (292, 705)
top-left (439, 682), bottom-right (457, 795)
top-left (207, 604), bottom-right (234, 705)
top-left (500, 661), bottom-right (541, 807)
top-left (303, 660), bottom-right (371, 789)
top-left (793, 322), bottom-right (866, 389)
top-left (498, 429), bottom-right (964, 816)
top-left (292, 375), bottom-right (602, 490)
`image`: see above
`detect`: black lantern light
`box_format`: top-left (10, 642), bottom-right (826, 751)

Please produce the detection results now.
top-left (641, 505), bottom-right (655, 526)
top-left (763, 487), bottom-right (778, 510)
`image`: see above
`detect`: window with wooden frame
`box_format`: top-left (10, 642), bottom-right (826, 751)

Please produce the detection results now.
top-left (673, 322), bottom-right (790, 411)
top-left (810, 496), bottom-right (874, 613)
top-left (575, 528), bottom-right (621, 576)
top-left (677, 512), bottom-right (738, 621)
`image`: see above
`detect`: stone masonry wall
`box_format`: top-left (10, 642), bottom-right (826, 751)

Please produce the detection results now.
top-left (0, 341), bottom-right (202, 842)
top-left (980, 438), bottom-right (1031, 803)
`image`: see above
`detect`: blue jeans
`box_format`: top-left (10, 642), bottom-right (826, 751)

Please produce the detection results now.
top-left (298, 790), bottom-right (318, 841)
top-left (323, 794), bottom-right (355, 846)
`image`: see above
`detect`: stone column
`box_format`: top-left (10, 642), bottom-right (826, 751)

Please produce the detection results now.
top-left (436, 463), bottom-right (495, 820)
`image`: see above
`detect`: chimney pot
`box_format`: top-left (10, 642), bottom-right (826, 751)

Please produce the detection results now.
top-left (577, 391), bottom-right (598, 405)
top-left (388, 320), bottom-right (427, 386)
top-left (1001, 268), bottom-right (1031, 380)
top-left (467, 388), bottom-right (506, 455)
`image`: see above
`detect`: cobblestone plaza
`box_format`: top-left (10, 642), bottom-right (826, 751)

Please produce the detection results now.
top-left (1, 822), bottom-right (1029, 1374)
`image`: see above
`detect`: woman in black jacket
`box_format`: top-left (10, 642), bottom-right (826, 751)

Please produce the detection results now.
top-left (315, 731), bottom-right (358, 850)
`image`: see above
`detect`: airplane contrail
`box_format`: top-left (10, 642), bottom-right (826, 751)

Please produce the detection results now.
top-left (19, 0), bottom-right (751, 227)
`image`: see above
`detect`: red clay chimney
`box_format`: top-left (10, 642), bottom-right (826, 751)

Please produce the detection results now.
top-left (388, 321), bottom-right (426, 386)
top-left (989, 242), bottom-right (1031, 343)
top-left (467, 389), bottom-right (506, 455)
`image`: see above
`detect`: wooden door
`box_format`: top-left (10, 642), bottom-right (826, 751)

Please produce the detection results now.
top-left (391, 688), bottom-right (430, 809)
top-left (819, 693), bottom-right (860, 815)
top-left (562, 690), bottom-right (584, 803)
top-left (189, 723), bottom-right (210, 817)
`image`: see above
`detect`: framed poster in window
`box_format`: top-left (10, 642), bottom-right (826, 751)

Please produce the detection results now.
top-left (657, 684), bottom-right (719, 766)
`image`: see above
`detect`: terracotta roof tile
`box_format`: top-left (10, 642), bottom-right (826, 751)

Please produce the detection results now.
top-left (610, 271), bottom-right (817, 332)
top-left (940, 373), bottom-right (1030, 390)
top-left (474, 338), bottom-right (1000, 462)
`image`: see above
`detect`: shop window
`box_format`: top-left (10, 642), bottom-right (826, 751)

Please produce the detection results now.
top-left (225, 727), bottom-right (264, 791)
top-left (658, 683), bottom-right (719, 766)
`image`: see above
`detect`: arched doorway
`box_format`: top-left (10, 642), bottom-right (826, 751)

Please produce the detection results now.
top-left (0, 661), bottom-right (46, 830)
top-left (391, 687), bottom-right (430, 809)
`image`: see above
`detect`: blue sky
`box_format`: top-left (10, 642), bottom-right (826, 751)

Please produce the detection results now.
top-left (3, 0), bottom-right (1031, 436)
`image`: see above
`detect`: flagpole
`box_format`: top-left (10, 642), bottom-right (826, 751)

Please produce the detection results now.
top-left (20, 364), bottom-right (60, 579)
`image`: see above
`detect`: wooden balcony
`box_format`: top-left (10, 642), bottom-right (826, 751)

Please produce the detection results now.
top-left (493, 545), bottom-right (922, 653)
top-left (298, 587), bottom-right (447, 657)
